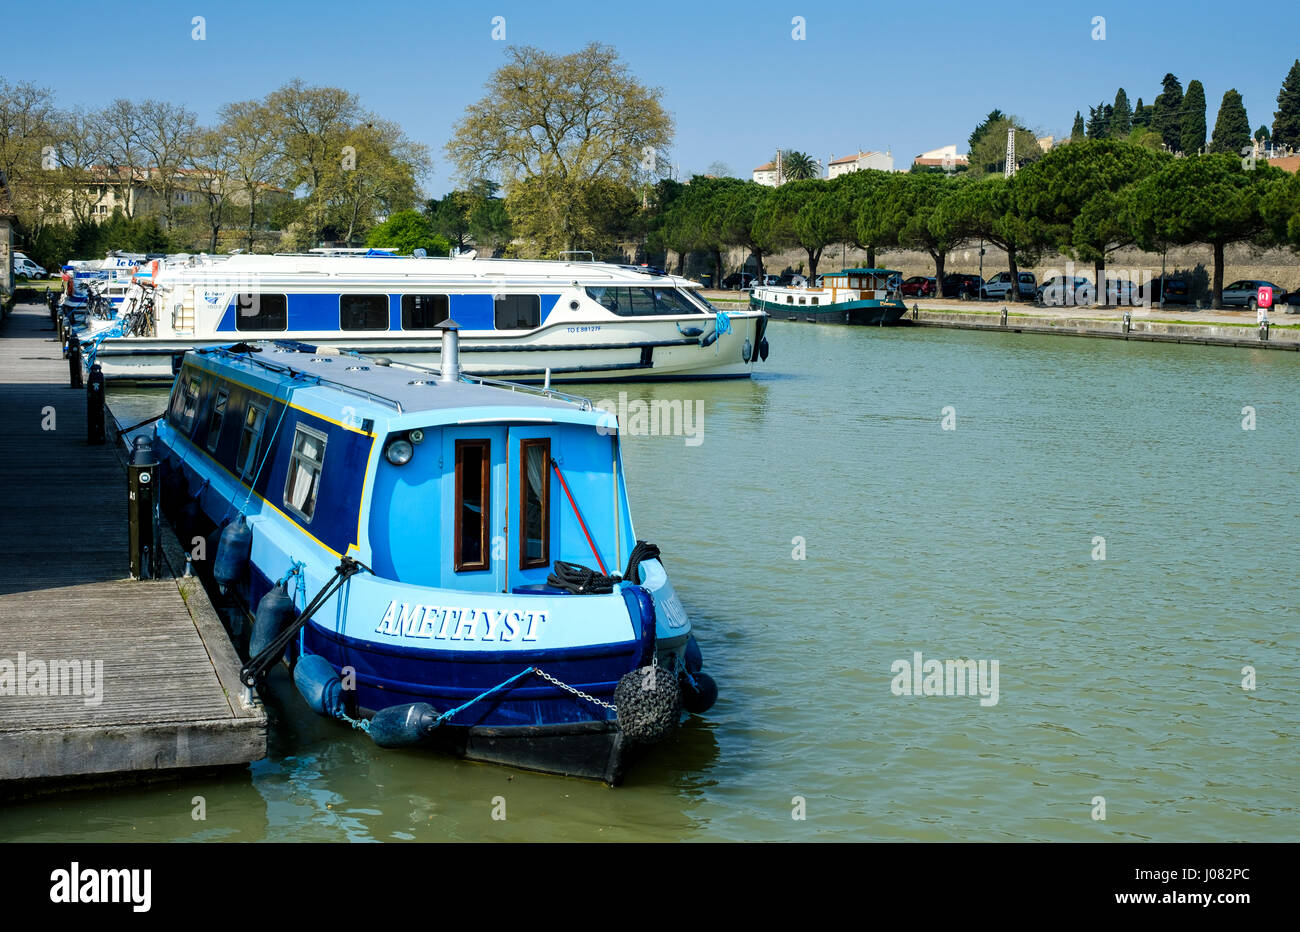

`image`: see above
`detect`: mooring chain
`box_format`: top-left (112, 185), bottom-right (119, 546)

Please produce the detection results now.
top-left (533, 667), bottom-right (616, 712)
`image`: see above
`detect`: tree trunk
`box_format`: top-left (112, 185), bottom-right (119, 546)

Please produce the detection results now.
top-left (247, 197), bottom-right (257, 252)
top-left (753, 248), bottom-right (764, 280)
top-left (933, 250), bottom-right (946, 293)
top-left (1095, 258), bottom-right (1105, 306)
top-left (866, 245), bottom-right (876, 268)
top-left (712, 248), bottom-right (722, 288)
top-left (674, 250), bottom-right (685, 276)
top-left (806, 247), bottom-right (821, 282)
top-left (1212, 240), bottom-right (1225, 307)
top-left (1007, 248), bottom-right (1019, 302)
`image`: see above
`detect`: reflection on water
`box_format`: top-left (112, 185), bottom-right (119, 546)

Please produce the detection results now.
top-left (4, 324), bottom-right (1297, 841)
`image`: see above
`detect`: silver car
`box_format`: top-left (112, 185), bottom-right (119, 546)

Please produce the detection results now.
top-left (1221, 279), bottom-right (1287, 310)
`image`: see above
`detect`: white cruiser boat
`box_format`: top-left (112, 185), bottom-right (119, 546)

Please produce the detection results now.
top-left (71, 253), bottom-right (771, 382)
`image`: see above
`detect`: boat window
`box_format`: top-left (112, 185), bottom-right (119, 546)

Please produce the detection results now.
top-left (520, 439), bottom-right (550, 569)
top-left (284, 424), bottom-right (327, 522)
top-left (340, 294), bottom-right (389, 330)
top-left (179, 372), bottom-right (202, 435)
top-left (234, 293), bottom-right (287, 332)
top-left (811, 297), bottom-right (819, 305)
top-left (401, 294), bottom-right (450, 330)
top-left (585, 287), bottom-right (706, 316)
top-left (455, 440), bottom-right (491, 572)
top-left (494, 294), bottom-right (540, 330)
top-left (785, 296), bottom-right (793, 304)
top-left (206, 387), bottom-right (229, 452)
top-left (236, 402), bottom-right (268, 481)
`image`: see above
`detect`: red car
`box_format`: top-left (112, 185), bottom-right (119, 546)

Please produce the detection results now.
top-left (901, 276), bottom-right (936, 297)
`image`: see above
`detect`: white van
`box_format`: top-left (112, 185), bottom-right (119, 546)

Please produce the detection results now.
top-left (13, 256), bottom-right (47, 280)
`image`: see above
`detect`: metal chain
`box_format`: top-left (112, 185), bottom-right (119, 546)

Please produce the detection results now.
top-left (533, 667), bottom-right (616, 712)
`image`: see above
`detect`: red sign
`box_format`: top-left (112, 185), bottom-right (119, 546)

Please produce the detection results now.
top-left (1258, 286), bottom-right (1273, 308)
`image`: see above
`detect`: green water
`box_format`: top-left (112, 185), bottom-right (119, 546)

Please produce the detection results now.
top-left (4, 324), bottom-right (1297, 842)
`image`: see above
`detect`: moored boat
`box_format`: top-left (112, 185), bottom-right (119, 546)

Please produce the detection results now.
top-left (149, 323), bottom-right (718, 783)
top-left (72, 252), bottom-right (771, 383)
top-left (751, 268), bottom-right (909, 325)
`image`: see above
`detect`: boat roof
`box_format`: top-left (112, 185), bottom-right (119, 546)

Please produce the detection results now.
top-left (188, 341), bottom-right (606, 433)
top-left (153, 253), bottom-right (702, 290)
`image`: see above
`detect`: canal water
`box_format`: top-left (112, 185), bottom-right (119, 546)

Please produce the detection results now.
top-left (4, 323), bottom-right (1297, 841)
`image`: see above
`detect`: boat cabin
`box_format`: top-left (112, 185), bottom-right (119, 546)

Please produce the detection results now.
top-left (161, 341), bottom-right (634, 596)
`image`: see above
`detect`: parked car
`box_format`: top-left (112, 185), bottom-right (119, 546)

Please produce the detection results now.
top-left (1221, 279), bottom-right (1288, 310)
top-left (941, 273), bottom-right (985, 299)
top-left (12, 256), bottom-right (46, 280)
top-left (722, 272), bottom-right (757, 289)
top-left (1036, 275), bottom-right (1093, 307)
top-left (982, 271), bottom-right (1037, 300)
top-left (759, 274), bottom-right (781, 287)
top-left (1102, 278), bottom-right (1142, 306)
top-left (1149, 276), bottom-right (1191, 305)
top-left (776, 272), bottom-right (808, 287)
top-left (901, 276), bottom-right (936, 297)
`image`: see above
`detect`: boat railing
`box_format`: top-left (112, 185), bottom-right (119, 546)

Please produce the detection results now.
top-left (204, 344), bottom-right (405, 414)
top-left (464, 374), bottom-right (595, 411)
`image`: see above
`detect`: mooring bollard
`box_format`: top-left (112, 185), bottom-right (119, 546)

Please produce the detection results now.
top-left (1000, 307), bottom-right (1008, 326)
top-left (1260, 319), bottom-right (1270, 341)
top-left (912, 303), bottom-right (919, 320)
top-left (1123, 311), bottom-right (1132, 334)
top-left (128, 436), bottom-right (161, 580)
top-left (67, 333), bottom-right (83, 388)
top-left (87, 363), bottom-right (105, 445)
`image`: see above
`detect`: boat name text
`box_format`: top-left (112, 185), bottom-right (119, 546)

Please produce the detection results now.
top-left (376, 602), bottom-right (547, 642)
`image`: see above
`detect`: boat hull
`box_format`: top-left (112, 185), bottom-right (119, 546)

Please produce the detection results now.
top-left (755, 296), bottom-right (908, 326)
top-left (81, 317), bottom-right (764, 383)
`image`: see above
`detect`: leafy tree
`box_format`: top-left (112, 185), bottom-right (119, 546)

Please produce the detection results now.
top-left (315, 118), bottom-right (429, 245)
top-left (1015, 138), bottom-right (1167, 293)
top-left (468, 194), bottom-right (512, 257)
top-left (834, 169), bottom-right (895, 267)
top-left (1112, 89), bottom-right (1132, 138)
top-left (1152, 73), bottom-right (1184, 150)
top-left (1261, 171), bottom-right (1300, 249)
top-left (859, 173), bottom-right (970, 284)
top-left (779, 150), bottom-right (819, 181)
top-left (1272, 60), bottom-right (1300, 149)
top-left (1180, 80), bottom-right (1207, 155)
top-left (714, 181), bottom-right (772, 278)
top-left (1209, 89), bottom-right (1251, 154)
top-left (1086, 103), bottom-right (1110, 139)
top-left (968, 109), bottom-right (1008, 153)
top-left (135, 99), bottom-right (198, 231)
top-left (217, 100), bottom-right (286, 252)
top-left (447, 43), bottom-right (672, 254)
top-left (1123, 154), bottom-right (1283, 305)
top-left (1071, 111), bottom-right (1085, 141)
top-left (1255, 125), bottom-right (1271, 144)
top-left (753, 179), bottom-right (838, 280)
top-left (1132, 97), bottom-right (1150, 127)
top-left (426, 190), bottom-right (477, 250)
top-left (365, 209), bottom-right (451, 255)
top-left (969, 117), bottom-right (1041, 176)
top-left (943, 175), bottom-right (1044, 301)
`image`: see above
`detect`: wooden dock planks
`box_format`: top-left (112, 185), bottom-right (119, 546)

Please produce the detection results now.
top-left (0, 304), bottom-right (265, 786)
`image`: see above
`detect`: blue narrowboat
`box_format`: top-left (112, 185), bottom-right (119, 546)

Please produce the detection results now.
top-left (151, 322), bottom-right (716, 783)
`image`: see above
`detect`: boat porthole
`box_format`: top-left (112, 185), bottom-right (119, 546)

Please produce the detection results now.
top-left (569, 300), bottom-right (580, 310)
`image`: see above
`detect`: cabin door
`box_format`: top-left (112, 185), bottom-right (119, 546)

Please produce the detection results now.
top-left (441, 425), bottom-right (507, 593)
top-left (506, 425), bottom-right (559, 590)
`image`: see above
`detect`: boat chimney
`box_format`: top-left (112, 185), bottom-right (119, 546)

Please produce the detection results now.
top-left (436, 319), bottom-right (461, 382)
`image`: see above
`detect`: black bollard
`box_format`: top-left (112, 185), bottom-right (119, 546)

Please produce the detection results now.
top-left (1000, 307), bottom-right (1008, 327)
top-left (67, 333), bottom-right (83, 388)
top-left (87, 363), bottom-right (105, 445)
top-left (128, 436), bottom-right (161, 580)
top-left (1260, 319), bottom-right (1270, 342)
top-left (1123, 312), bottom-right (1132, 334)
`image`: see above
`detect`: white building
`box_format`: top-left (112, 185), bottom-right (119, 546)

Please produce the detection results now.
top-left (827, 150), bottom-right (895, 177)
top-left (912, 144), bottom-right (969, 170)
top-left (752, 160), bottom-right (781, 186)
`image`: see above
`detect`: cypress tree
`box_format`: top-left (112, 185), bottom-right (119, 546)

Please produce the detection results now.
top-left (1152, 73), bottom-right (1184, 150)
top-left (1180, 80), bottom-right (1207, 154)
top-left (1112, 88), bottom-right (1132, 137)
top-left (1086, 103), bottom-right (1110, 139)
top-left (1255, 125), bottom-right (1271, 144)
top-left (1071, 111), bottom-right (1085, 140)
top-left (1273, 59), bottom-right (1300, 149)
top-left (1209, 89), bottom-right (1251, 154)
top-left (1133, 98), bottom-right (1150, 127)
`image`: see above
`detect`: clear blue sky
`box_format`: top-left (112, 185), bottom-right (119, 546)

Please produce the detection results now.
top-left (7, 0), bottom-right (1299, 194)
